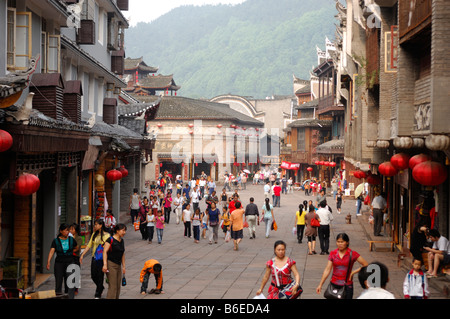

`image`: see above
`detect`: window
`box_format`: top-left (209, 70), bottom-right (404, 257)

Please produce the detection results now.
top-left (297, 128), bottom-right (305, 151)
top-left (47, 35), bottom-right (61, 73)
top-left (41, 32), bottom-right (47, 73)
top-left (7, 8), bottom-right (16, 70)
top-left (98, 9), bottom-right (105, 45)
top-left (15, 12), bottom-right (32, 71)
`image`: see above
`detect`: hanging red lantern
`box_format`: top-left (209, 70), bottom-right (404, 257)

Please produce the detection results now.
top-left (188, 124), bottom-right (194, 128)
top-left (314, 161), bottom-right (320, 165)
top-left (181, 162), bottom-right (184, 167)
top-left (217, 124), bottom-right (222, 128)
top-left (12, 173), bottom-right (40, 196)
top-left (106, 169), bottom-right (122, 182)
top-left (324, 161), bottom-right (330, 166)
top-left (378, 161), bottom-right (398, 179)
top-left (412, 161), bottom-right (447, 186)
top-left (0, 130), bottom-right (13, 152)
top-left (119, 165), bottom-right (128, 178)
top-left (195, 163), bottom-right (198, 167)
top-left (319, 161), bottom-right (324, 166)
top-left (409, 153), bottom-right (432, 170)
top-left (157, 123), bottom-right (162, 128)
top-left (307, 167), bottom-right (313, 172)
top-left (160, 162), bottom-right (163, 167)
top-left (390, 153), bottom-right (410, 171)
top-left (213, 161), bottom-right (216, 166)
top-left (329, 162), bottom-right (336, 167)
top-left (367, 174), bottom-right (382, 185)
top-left (353, 171), bottom-right (361, 178)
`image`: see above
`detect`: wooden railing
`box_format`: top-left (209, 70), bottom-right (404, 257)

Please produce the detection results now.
top-left (318, 95), bottom-right (334, 111)
top-left (399, 0), bottom-right (432, 39)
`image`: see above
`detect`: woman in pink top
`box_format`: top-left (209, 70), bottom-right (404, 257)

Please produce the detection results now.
top-left (155, 210), bottom-right (165, 244)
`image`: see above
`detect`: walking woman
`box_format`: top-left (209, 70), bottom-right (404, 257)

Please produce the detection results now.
top-left (256, 240), bottom-right (301, 299)
top-left (260, 198), bottom-right (274, 238)
top-left (46, 223), bottom-right (78, 298)
top-left (129, 188), bottom-right (141, 224)
top-left (103, 223), bottom-right (127, 299)
top-left (207, 202), bottom-right (221, 244)
top-left (80, 219), bottom-right (110, 299)
top-left (316, 233), bottom-right (368, 299)
top-left (294, 204), bottom-right (306, 244)
top-left (305, 204), bottom-right (319, 255)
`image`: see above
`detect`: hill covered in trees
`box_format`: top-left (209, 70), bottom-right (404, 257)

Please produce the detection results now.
top-left (125, 0), bottom-right (337, 99)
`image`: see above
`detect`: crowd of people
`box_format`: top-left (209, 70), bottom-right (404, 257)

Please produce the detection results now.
top-left (43, 168), bottom-right (449, 301)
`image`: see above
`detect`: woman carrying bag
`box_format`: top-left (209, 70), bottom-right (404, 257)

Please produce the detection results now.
top-left (316, 233), bottom-right (368, 299)
top-left (256, 240), bottom-right (302, 299)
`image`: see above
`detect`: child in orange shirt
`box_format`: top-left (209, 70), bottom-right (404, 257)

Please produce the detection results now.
top-left (140, 259), bottom-right (164, 295)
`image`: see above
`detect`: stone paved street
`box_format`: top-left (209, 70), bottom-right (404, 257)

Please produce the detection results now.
top-left (37, 183), bottom-right (446, 300)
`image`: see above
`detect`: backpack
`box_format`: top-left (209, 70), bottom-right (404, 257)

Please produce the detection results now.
top-left (94, 236), bottom-right (113, 264)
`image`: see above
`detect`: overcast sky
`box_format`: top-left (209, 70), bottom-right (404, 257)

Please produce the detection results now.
top-left (125, 0), bottom-right (246, 26)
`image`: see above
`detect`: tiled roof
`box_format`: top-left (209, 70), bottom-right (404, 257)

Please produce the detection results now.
top-left (316, 138), bottom-right (345, 154)
top-left (117, 97), bottom-right (161, 116)
top-left (294, 98), bottom-right (319, 109)
top-left (287, 118), bottom-right (331, 128)
top-left (138, 74), bottom-right (180, 90)
top-left (124, 57), bottom-right (158, 73)
top-left (155, 96), bottom-right (264, 126)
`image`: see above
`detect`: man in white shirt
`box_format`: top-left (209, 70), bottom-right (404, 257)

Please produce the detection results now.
top-left (371, 191), bottom-right (387, 236)
top-left (424, 229), bottom-right (450, 277)
top-left (357, 262), bottom-right (395, 299)
top-left (316, 200), bottom-right (333, 255)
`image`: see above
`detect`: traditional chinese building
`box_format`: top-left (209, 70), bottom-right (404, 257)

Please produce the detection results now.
top-left (334, 0), bottom-right (449, 262)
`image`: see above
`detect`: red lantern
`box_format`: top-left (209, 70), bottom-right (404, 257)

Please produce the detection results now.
top-left (12, 173), bottom-right (40, 196)
top-left (106, 169), bottom-right (122, 182)
top-left (195, 163), bottom-right (198, 167)
top-left (217, 124), bottom-right (222, 128)
top-left (119, 165), bottom-right (128, 178)
top-left (378, 161), bottom-right (398, 178)
top-left (307, 167), bottom-right (313, 172)
top-left (213, 161), bottom-right (216, 166)
top-left (324, 161), bottom-right (330, 166)
top-left (319, 161), bottom-right (324, 166)
top-left (329, 162), bottom-right (336, 167)
top-left (359, 171), bottom-right (367, 179)
top-left (181, 162), bottom-right (184, 167)
top-left (353, 171), bottom-right (361, 178)
top-left (409, 153), bottom-right (432, 170)
top-left (157, 123), bottom-right (162, 128)
top-left (367, 174), bottom-right (381, 185)
top-left (390, 153), bottom-right (410, 171)
top-left (314, 161), bottom-right (320, 165)
top-left (412, 161), bottom-right (447, 186)
top-left (188, 124), bottom-right (194, 128)
top-left (0, 130), bottom-right (13, 152)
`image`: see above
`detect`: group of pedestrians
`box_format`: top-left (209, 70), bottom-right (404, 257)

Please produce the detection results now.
top-left (44, 169), bottom-right (439, 301)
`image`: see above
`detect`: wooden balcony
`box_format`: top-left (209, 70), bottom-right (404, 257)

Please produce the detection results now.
top-left (399, 0), bottom-right (432, 42)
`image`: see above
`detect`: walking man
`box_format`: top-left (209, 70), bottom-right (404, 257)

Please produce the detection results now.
top-left (245, 197), bottom-right (259, 239)
top-left (316, 200), bottom-right (333, 255)
top-left (371, 191), bottom-right (387, 236)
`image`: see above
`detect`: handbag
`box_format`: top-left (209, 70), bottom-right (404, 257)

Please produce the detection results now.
top-left (324, 251), bottom-right (353, 299)
top-left (133, 221), bottom-right (140, 231)
top-left (310, 214), bottom-right (320, 228)
top-left (272, 258), bottom-right (302, 299)
top-left (271, 220), bottom-right (278, 231)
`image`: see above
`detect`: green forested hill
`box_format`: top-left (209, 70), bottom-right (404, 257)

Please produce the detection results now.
top-left (125, 0), bottom-right (337, 99)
